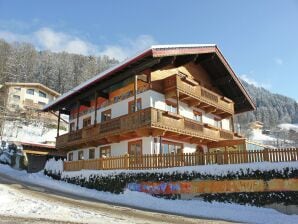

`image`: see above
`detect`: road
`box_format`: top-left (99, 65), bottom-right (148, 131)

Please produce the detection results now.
top-left (0, 173), bottom-right (234, 224)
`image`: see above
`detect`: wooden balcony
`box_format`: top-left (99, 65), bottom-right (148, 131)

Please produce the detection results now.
top-left (163, 75), bottom-right (234, 117)
top-left (56, 108), bottom-right (239, 150)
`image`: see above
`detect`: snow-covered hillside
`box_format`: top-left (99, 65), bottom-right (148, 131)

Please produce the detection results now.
top-left (278, 123), bottom-right (298, 132)
top-left (1, 120), bottom-right (67, 145)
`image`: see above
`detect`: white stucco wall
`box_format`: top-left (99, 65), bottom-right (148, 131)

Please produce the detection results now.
top-left (66, 135), bottom-right (213, 161)
top-left (69, 89), bottom-right (232, 132)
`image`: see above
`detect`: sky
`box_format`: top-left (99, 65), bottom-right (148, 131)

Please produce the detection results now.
top-left (0, 0), bottom-right (297, 101)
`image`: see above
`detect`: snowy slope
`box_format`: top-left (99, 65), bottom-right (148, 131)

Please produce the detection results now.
top-left (1, 120), bottom-right (66, 145)
top-left (1, 164), bottom-right (297, 224)
top-left (278, 123), bottom-right (298, 132)
top-left (0, 184), bottom-right (134, 224)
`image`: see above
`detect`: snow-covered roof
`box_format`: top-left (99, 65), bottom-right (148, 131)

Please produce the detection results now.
top-left (43, 44), bottom-right (255, 113)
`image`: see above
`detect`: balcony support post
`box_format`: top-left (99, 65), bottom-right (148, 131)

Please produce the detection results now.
top-left (176, 88), bottom-right (180, 115)
top-left (231, 116), bottom-right (235, 132)
top-left (134, 74), bottom-right (138, 112)
top-left (56, 110), bottom-right (61, 137)
top-left (76, 101), bottom-right (80, 130)
top-left (94, 92), bottom-right (98, 125)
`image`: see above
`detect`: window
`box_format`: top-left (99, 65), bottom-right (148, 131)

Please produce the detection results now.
top-left (14, 87), bottom-right (21, 91)
top-left (83, 116), bottom-right (91, 128)
top-left (39, 91), bottom-right (47, 98)
top-left (38, 101), bottom-right (46, 106)
top-left (128, 140), bottom-right (142, 164)
top-left (193, 110), bottom-right (202, 123)
top-left (128, 98), bottom-right (142, 113)
top-left (89, 148), bottom-right (95, 159)
top-left (161, 140), bottom-right (183, 154)
top-left (215, 119), bottom-right (222, 129)
top-left (78, 151), bottom-right (84, 160)
top-left (165, 101), bottom-right (177, 113)
top-left (26, 89), bottom-right (34, 95)
top-left (101, 109), bottom-right (111, 122)
top-left (100, 146), bottom-right (111, 158)
top-left (12, 95), bottom-right (20, 101)
top-left (70, 122), bottom-right (75, 132)
top-left (68, 152), bottom-right (73, 161)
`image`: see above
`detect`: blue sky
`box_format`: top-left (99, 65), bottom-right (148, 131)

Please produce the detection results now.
top-left (0, 0), bottom-right (297, 101)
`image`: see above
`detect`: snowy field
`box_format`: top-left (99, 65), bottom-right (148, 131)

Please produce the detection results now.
top-left (0, 164), bottom-right (297, 224)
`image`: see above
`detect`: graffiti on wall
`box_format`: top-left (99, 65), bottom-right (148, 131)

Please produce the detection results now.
top-left (127, 179), bottom-right (298, 195)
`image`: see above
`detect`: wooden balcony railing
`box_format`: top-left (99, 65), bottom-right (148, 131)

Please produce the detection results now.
top-left (63, 148), bottom-right (298, 171)
top-left (164, 75), bottom-right (234, 115)
top-left (219, 129), bottom-right (234, 140)
top-left (56, 107), bottom-right (234, 149)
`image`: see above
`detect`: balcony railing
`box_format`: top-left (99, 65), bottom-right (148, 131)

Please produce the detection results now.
top-left (56, 108), bottom-right (236, 150)
top-left (164, 75), bottom-right (234, 115)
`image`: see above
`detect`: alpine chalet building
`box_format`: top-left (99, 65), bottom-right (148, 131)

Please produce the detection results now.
top-left (43, 44), bottom-right (255, 164)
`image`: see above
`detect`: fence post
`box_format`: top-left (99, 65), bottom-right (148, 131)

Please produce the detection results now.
top-left (263, 148), bottom-right (269, 162)
top-left (124, 153), bottom-right (129, 170)
top-left (224, 150), bottom-right (228, 164)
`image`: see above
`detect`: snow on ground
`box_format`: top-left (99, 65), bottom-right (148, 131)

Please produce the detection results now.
top-left (60, 161), bottom-right (298, 179)
top-left (1, 120), bottom-right (66, 144)
top-left (251, 129), bottom-right (276, 141)
top-left (0, 164), bottom-right (297, 224)
top-left (278, 123), bottom-right (298, 132)
top-left (0, 184), bottom-right (124, 224)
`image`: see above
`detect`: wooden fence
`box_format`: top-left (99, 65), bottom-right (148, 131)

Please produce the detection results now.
top-left (63, 148), bottom-right (298, 171)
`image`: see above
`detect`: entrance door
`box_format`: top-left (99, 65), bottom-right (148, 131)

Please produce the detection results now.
top-left (128, 140), bottom-right (142, 164)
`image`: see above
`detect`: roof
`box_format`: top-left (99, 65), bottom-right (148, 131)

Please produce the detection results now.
top-left (43, 44), bottom-right (255, 113)
top-left (4, 82), bottom-right (60, 97)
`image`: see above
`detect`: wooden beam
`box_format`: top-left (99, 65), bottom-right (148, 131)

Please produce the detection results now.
top-left (134, 74), bottom-right (138, 112)
top-left (97, 91), bottom-right (109, 99)
top-left (105, 135), bottom-right (120, 143)
top-left (76, 101), bottom-right (80, 130)
top-left (165, 90), bottom-right (176, 99)
top-left (188, 100), bottom-right (201, 107)
top-left (135, 128), bottom-right (151, 137)
top-left (174, 55), bottom-right (198, 67)
top-left (152, 129), bottom-right (166, 137)
top-left (80, 99), bottom-right (91, 107)
top-left (50, 111), bottom-right (69, 124)
top-left (59, 58), bottom-right (161, 110)
top-left (205, 108), bottom-right (217, 114)
top-left (176, 88), bottom-right (180, 115)
top-left (94, 92), bottom-right (98, 125)
top-left (208, 139), bottom-right (245, 148)
top-left (213, 76), bottom-right (232, 86)
top-left (57, 110), bottom-right (61, 138)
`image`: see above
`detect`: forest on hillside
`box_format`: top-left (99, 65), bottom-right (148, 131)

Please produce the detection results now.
top-left (235, 81), bottom-right (298, 129)
top-left (0, 39), bottom-right (297, 130)
top-left (0, 39), bottom-right (118, 94)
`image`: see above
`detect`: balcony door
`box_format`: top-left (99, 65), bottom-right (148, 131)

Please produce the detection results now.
top-left (128, 140), bottom-right (142, 164)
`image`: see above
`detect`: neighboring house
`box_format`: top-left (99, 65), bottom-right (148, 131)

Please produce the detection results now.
top-left (249, 121), bottom-right (264, 135)
top-left (43, 44), bottom-right (255, 163)
top-left (0, 82), bottom-right (60, 125)
top-left (0, 82), bottom-right (59, 112)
